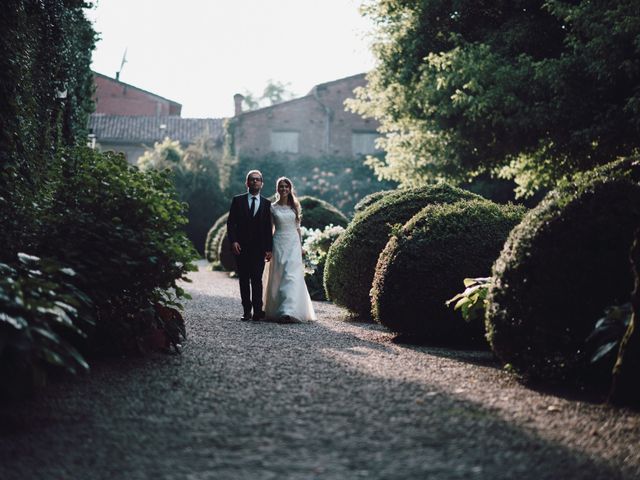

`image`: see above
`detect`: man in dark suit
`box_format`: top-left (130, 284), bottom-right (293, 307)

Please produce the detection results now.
top-left (227, 170), bottom-right (273, 321)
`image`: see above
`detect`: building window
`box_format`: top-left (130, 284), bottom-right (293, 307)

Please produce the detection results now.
top-left (352, 131), bottom-right (380, 156)
top-left (270, 131), bottom-right (299, 153)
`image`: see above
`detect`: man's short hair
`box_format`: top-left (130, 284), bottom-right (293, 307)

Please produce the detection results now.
top-left (246, 170), bottom-right (263, 183)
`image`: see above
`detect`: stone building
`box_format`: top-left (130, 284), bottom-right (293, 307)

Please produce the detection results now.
top-left (230, 73), bottom-right (381, 159)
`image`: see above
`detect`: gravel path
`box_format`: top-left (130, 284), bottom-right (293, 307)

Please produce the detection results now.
top-left (1, 263), bottom-right (640, 479)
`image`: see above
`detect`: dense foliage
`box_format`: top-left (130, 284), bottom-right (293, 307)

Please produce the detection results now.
top-left (371, 200), bottom-right (525, 342)
top-left (0, 0), bottom-right (96, 261)
top-left (486, 173), bottom-right (640, 384)
top-left (138, 137), bottom-right (227, 254)
top-left (324, 184), bottom-right (481, 319)
top-left (351, 1), bottom-right (640, 197)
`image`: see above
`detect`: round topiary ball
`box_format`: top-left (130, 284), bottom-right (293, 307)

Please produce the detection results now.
top-left (324, 184), bottom-right (482, 319)
top-left (353, 190), bottom-right (393, 213)
top-left (205, 212), bottom-right (229, 262)
top-left (372, 199), bottom-right (526, 342)
top-left (486, 177), bottom-right (640, 383)
top-left (299, 196), bottom-right (348, 230)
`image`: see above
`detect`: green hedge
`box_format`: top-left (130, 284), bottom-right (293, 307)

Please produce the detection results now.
top-left (299, 196), bottom-right (348, 229)
top-left (0, 0), bottom-right (95, 262)
top-left (371, 200), bottom-right (526, 342)
top-left (486, 173), bottom-right (640, 384)
top-left (324, 184), bottom-right (482, 319)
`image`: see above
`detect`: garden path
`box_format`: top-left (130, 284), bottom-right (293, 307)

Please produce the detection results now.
top-left (1, 262), bottom-right (639, 479)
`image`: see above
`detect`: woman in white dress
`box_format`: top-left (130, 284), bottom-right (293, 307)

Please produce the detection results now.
top-left (263, 177), bottom-right (316, 322)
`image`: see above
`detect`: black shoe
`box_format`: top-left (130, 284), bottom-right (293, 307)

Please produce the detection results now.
top-left (240, 311), bottom-right (252, 321)
top-left (252, 310), bottom-right (266, 321)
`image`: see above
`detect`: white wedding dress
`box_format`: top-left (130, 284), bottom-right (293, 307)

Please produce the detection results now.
top-left (263, 204), bottom-right (316, 321)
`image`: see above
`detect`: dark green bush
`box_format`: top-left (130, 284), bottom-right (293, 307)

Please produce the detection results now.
top-left (486, 175), bottom-right (640, 384)
top-left (324, 184), bottom-right (482, 319)
top-left (299, 196), bottom-right (348, 229)
top-left (371, 200), bottom-right (526, 342)
top-left (205, 212), bottom-right (229, 262)
top-left (40, 147), bottom-right (197, 354)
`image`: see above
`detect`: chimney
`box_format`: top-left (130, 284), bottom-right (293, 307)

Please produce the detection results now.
top-left (233, 93), bottom-right (244, 116)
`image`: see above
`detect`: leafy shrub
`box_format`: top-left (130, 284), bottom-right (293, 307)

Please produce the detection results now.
top-left (302, 225), bottom-right (345, 300)
top-left (299, 196), bottom-right (348, 229)
top-left (205, 212), bottom-right (229, 262)
top-left (372, 200), bottom-right (525, 342)
top-left (0, 254), bottom-right (93, 399)
top-left (40, 147), bottom-right (197, 354)
top-left (486, 175), bottom-right (640, 384)
top-left (446, 277), bottom-right (492, 323)
top-left (324, 184), bottom-right (482, 319)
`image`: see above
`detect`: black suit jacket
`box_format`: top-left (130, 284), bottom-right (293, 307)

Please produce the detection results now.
top-left (226, 193), bottom-right (273, 254)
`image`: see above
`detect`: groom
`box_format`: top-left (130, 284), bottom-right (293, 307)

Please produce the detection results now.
top-left (227, 170), bottom-right (273, 321)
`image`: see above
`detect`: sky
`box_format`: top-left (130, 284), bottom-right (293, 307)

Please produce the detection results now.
top-left (86, 0), bottom-right (377, 118)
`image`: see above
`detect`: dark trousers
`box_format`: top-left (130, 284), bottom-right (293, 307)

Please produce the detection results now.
top-left (235, 248), bottom-right (266, 316)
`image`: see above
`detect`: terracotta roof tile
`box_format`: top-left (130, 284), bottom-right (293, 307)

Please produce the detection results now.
top-left (89, 115), bottom-right (225, 144)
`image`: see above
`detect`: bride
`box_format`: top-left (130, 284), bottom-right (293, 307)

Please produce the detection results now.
top-left (263, 177), bottom-right (316, 322)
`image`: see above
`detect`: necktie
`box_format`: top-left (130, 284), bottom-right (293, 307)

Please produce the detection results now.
top-left (250, 196), bottom-right (256, 217)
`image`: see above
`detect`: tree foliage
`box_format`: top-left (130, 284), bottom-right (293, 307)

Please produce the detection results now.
top-left (350, 0), bottom-right (640, 197)
top-left (138, 137), bottom-right (227, 254)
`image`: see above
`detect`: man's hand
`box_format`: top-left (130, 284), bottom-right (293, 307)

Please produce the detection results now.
top-left (232, 242), bottom-right (242, 256)
top-left (265, 251), bottom-right (273, 262)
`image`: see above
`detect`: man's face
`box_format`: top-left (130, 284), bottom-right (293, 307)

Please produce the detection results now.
top-left (247, 174), bottom-right (263, 194)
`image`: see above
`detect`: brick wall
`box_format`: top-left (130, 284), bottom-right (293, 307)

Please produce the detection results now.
top-left (93, 73), bottom-right (181, 116)
top-left (234, 74), bottom-right (380, 159)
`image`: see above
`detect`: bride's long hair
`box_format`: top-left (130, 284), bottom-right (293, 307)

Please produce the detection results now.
top-left (275, 176), bottom-right (301, 223)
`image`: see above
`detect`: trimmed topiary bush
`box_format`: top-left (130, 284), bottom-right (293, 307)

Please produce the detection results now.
top-left (486, 175), bottom-right (640, 384)
top-left (299, 196), bottom-right (348, 230)
top-left (324, 184), bottom-right (482, 319)
top-left (371, 199), bottom-right (526, 342)
top-left (205, 212), bottom-right (229, 262)
top-left (353, 190), bottom-right (393, 213)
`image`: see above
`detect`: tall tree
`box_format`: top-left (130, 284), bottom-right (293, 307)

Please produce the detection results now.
top-left (349, 1), bottom-right (640, 197)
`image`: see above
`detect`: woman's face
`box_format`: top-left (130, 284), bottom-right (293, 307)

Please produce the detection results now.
top-left (277, 180), bottom-right (291, 199)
